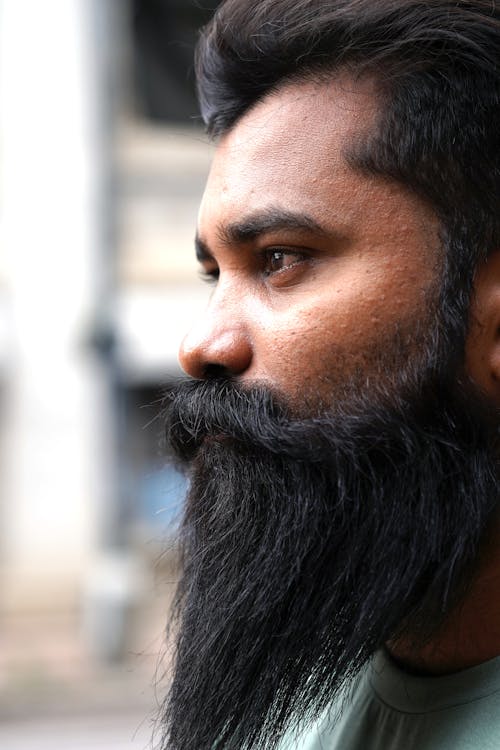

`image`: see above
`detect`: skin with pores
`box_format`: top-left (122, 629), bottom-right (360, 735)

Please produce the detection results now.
top-left (180, 77), bottom-right (441, 397)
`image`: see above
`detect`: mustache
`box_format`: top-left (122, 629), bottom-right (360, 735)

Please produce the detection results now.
top-left (163, 376), bottom-right (497, 466)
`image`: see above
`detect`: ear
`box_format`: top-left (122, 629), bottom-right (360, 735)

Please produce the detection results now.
top-left (465, 248), bottom-right (500, 403)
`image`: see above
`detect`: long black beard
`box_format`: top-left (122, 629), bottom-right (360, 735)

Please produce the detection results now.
top-left (159, 375), bottom-right (499, 750)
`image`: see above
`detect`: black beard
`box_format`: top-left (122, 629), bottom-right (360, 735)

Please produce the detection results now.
top-left (159, 373), bottom-right (499, 750)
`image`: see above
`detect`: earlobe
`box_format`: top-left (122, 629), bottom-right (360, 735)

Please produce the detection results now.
top-left (465, 249), bottom-right (500, 402)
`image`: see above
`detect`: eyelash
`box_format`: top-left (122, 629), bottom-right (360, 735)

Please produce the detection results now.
top-left (199, 269), bottom-right (219, 285)
top-left (199, 248), bottom-right (307, 285)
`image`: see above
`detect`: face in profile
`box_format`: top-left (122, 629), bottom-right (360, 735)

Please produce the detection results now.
top-left (179, 76), bottom-right (441, 399)
top-left (160, 78), bottom-right (500, 750)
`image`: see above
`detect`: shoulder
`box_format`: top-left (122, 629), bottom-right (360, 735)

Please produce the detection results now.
top-left (278, 652), bottom-right (500, 750)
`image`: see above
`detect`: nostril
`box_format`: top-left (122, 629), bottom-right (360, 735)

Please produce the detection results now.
top-left (179, 324), bottom-right (253, 380)
top-left (203, 363), bottom-right (231, 380)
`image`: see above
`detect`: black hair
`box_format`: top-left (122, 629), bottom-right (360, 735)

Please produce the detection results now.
top-left (195, 0), bottom-right (500, 366)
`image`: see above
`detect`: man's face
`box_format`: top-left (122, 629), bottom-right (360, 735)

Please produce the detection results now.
top-left (180, 76), bottom-right (441, 397)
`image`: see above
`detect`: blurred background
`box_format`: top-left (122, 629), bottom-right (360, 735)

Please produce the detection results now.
top-left (0, 1), bottom-right (220, 746)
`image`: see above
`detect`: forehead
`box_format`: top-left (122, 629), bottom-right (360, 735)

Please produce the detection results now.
top-left (198, 76), bottom-right (381, 230)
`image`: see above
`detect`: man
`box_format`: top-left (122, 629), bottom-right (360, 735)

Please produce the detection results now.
top-left (161, 1), bottom-right (500, 748)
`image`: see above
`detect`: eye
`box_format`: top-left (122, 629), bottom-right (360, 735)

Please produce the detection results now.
top-left (262, 248), bottom-right (306, 276)
top-left (198, 266), bottom-right (219, 285)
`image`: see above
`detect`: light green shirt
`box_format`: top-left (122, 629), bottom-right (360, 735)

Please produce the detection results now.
top-left (281, 650), bottom-right (500, 749)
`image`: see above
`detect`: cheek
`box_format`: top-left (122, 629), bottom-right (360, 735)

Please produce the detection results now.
top-left (251, 265), bottom-right (433, 392)
top-left (248, 302), bottom-right (360, 388)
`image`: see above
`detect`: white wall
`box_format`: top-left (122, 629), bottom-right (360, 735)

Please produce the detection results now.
top-left (0, 0), bottom-right (108, 612)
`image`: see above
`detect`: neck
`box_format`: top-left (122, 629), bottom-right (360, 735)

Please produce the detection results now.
top-left (387, 513), bottom-right (500, 675)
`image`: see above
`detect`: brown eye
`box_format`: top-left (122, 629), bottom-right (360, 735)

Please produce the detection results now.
top-left (264, 249), bottom-right (305, 276)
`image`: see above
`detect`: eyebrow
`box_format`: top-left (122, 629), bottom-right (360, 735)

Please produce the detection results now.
top-left (195, 207), bottom-right (332, 262)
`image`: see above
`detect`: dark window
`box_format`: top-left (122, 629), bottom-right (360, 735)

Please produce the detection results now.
top-left (132, 0), bottom-right (220, 123)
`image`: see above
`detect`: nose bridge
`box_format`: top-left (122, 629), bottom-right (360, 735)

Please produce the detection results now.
top-left (178, 277), bottom-right (253, 379)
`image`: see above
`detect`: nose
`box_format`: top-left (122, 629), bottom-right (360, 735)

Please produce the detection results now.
top-left (178, 301), bottom-right (253, 380)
